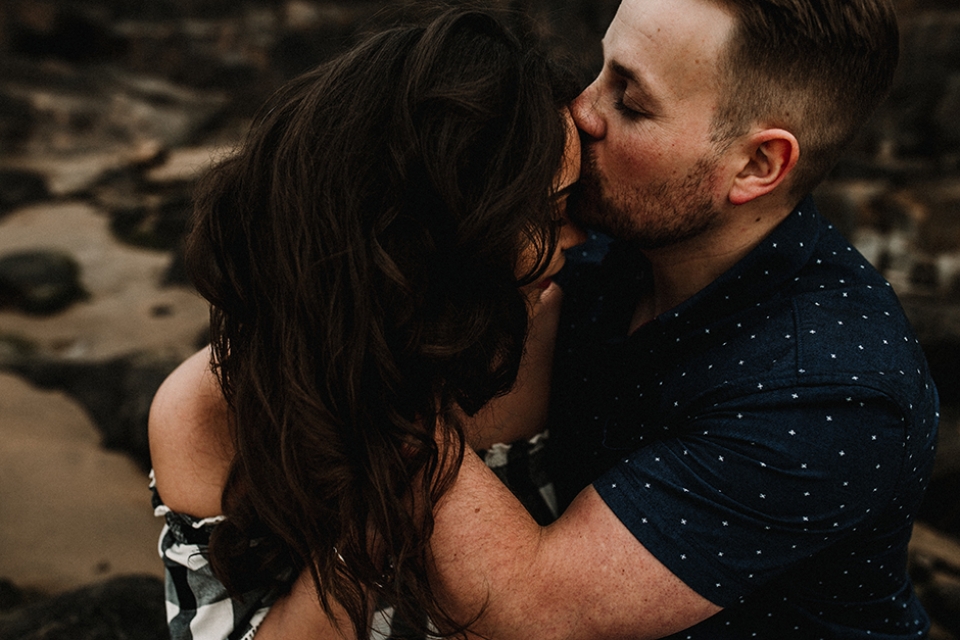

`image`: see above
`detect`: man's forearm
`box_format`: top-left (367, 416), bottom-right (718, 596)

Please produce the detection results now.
top-left (429, 448), bottom-right (561, 638)
top-left (428, 447), bottom-right (721, 640)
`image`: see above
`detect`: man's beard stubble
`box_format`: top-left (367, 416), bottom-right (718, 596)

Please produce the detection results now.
top-left (571, 146), bottom-right (722, 251)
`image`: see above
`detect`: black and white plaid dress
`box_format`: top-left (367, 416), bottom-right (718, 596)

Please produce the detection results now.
top-left (152, 431), bottom-right (558, 640)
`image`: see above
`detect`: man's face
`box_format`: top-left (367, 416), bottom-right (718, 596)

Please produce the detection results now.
top-left (570, 0), bottom-right (736, 249)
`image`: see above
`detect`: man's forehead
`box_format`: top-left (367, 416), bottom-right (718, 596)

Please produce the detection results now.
top-left (604, 0), bottom-right (734, 57)
top-left (601, 0), bottom-right (734, 94)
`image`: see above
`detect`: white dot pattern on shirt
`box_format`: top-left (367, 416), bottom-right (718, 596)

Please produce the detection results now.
top-left (573, 208), bottom-right (932, 638)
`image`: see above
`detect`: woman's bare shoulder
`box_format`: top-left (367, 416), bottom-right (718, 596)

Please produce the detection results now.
top-left (149, 347), bottom-right (234, 518)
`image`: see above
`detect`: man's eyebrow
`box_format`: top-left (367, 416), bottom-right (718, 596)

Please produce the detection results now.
top-left (610, 60), bottom-right (638, 84)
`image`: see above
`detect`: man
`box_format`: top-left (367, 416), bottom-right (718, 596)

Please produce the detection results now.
top-left (426, 0), bottom-right (938, 638)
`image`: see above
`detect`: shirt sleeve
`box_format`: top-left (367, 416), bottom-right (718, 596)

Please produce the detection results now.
top-left (151, 473), bottom-right (278, 640)
top-left (592, 384), bottom-right (909, 608)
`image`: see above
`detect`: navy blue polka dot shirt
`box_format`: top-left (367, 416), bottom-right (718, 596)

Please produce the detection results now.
top-left (549, 197), bottom-right (938, 639)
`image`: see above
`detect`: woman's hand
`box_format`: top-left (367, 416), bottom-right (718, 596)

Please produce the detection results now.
top-left (462, 282), bottom-right (563, 450)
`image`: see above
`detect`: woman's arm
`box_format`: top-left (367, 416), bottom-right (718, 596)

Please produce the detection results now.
top-left (462, 282), bottom-right (563, 450)
top-left (148, 282), bottom-right (564, 639)
top-left (149, 349), bottom-right (347, 639)
top-left (149, 347), bottom-right (233, 518)
top-left (151, 278), bottom-right (561, 513)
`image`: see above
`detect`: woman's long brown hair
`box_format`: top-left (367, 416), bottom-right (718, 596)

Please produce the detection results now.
top-left (185, 6), bottom-right (577, 638)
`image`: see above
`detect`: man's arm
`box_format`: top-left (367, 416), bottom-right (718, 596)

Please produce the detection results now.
top-left (429, 448), bottom-right (721, 640)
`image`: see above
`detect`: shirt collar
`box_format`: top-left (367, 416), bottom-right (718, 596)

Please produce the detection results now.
top-left (671, 196), bottom-right (820, 324)
top-left (605, 196), bottom-right (822, 341)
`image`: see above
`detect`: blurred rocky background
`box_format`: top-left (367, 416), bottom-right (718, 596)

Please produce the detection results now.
top-left (0, 0), bottom-right (958, 637)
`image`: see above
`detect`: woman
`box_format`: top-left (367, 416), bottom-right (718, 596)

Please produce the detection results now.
top-left (149, 7), bottom-right (584, 639)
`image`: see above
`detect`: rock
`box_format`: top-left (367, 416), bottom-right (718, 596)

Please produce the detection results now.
top-left (0, 58), bottom-right (228, 156)
top-left (0, 249), bottom-right (87, 315)
top-left (0, 168), bottom-right (48, 216)
top-left (936, 74), bottom-right (960, 149)
top-left (4, 352), bottom-right (184, 470)
top-left (108, 15), bottom-right (268, 96)
top-left (920, 468), bottom-right (960, 539)
top-left (143, 144), bottom-right (231, 185)
top-left (104, 189), bottom-right (193, 250)
top-left (1, 0), bottom-right (125, 64)
top-left (813, 179), bottom-right (960, 298)
top-left (0, 575), bottom-right (167, 640)
top-left (0, 579), bottom-right (26, 613)
top-left (913, 183), bottom-right (960, 259)
top-left (102, 68), bottom-right (230, 149)
top-left (909, 522), bottom-right (960, 640)
top-left (905, 10), bottom-right (960, 71)
top-left (911, 522), bottom-right (960, 584)
top-left (0, 578), bottom-right (43, 614)
top-left (912, 258), bottom-right (941, 289)
top-left (64, 145), bottom-right (232, 251)
top-left (900, 296), bottom-right (960, 407)
top-left (161, 243), bottom-right (190, 287)
top-left (925, 576), bottom-right (960, 639)
top-left (0, 334), bottom-right (36, 364)
top-left (886, 10), bottom-right (960, 162)
top-left (813, 180), bottom-right (886, 242)
top-left (0, 141), bottom-right (164, 199)
top-left (911, 523), bottom-right (960, 637)
top-left (0, 92), bottom-right (34, 155)
top-left (0, 201), bottom-right (210, 362)
top-left (270, 4), bottom-right (374, 79)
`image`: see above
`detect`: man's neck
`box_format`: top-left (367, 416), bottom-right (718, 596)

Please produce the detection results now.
top-left (628, 202), bottom-right (792, 334)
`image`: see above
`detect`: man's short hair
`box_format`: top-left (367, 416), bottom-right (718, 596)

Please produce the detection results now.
top-left (707, 0), bottom-right (899, 199)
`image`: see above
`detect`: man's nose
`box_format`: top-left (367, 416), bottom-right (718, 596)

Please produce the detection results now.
top-left (571, 81), bottom-right (605, 141)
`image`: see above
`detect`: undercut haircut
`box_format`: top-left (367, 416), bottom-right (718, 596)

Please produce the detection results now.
top-left (707, 0), bottom-right (899, 200)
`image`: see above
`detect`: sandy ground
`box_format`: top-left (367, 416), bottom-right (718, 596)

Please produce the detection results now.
top-left (0, 200), bottom-right (209, 593)
top-left (0, 372), bottom-right (164, 592)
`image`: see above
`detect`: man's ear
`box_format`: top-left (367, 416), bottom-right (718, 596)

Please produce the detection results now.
top-left (728, 129), bottom-right (799, 206)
